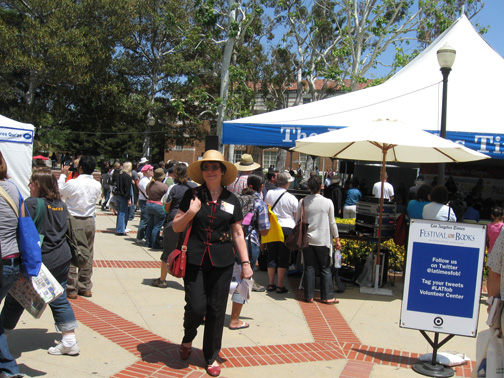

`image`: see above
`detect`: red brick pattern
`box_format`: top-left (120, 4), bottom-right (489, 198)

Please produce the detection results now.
top-left (79, 230), bottom-right (476, 377)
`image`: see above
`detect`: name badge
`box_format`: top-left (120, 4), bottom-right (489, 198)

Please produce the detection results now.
top-left (221, 201), bottom-right (234, 214)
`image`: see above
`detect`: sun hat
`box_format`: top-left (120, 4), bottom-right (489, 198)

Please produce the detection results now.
top-left (331, 175), bottom-right (341, 184)
top-left (139, 157), bottom-right (148, 164)
top-left (187, 150), bottom-right (237, 186)
top-left (284, 170), bottom-right (295, 183)
top-left (140, 164), bottom-right (154, 172)
top-left (153, 168), bottom-right (166, 181)
top-left (235, 154), bottom-right (260, 171)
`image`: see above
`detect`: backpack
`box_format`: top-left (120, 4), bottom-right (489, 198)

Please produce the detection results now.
top-left (236, 193), bottom-right (257, 237)
top-left (101, 173), bottom-right (111, 190)
top-left (393, 212), bottom-right (409, 246)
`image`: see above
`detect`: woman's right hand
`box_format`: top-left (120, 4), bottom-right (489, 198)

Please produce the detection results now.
top-left (189, 196), bottom-right (201, 215)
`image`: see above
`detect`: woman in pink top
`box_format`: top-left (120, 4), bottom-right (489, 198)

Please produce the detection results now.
top-left (487, 207), bottom-right (503, 254)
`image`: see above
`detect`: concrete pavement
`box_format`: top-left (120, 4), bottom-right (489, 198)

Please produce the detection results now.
top-left (6, 206), bottom-right (485, 377)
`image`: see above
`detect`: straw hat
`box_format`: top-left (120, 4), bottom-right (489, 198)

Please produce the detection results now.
top-left (153, 168), bottom-right (166, 181)
top-left (331, 175), bottom-right (341, 184)
top-left (187, 150), bottom-right (237, 186)
top-left (235, 154), bottom-right (260, 171)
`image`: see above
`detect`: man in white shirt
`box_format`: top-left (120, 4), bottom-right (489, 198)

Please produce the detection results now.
top-left (58, 155), bottom-right (101, 299)
top-left (372, 172), bottom-right (395, 201)
top-left (135, 164), bottom-right (154, 245)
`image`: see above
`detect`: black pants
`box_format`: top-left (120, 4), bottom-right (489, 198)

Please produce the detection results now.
top-left (182, 263), bottom-right (233, 365)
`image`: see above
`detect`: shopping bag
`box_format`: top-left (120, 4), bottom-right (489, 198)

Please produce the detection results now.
top-left (261, 207), bottom-right (284, 244)
top-left (487, 330), bottom-right (504, 378)
top-left (8, 263), bottom-right (64, 319)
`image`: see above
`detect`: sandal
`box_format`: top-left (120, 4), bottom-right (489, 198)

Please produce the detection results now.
top-left (276, 286), bottom-right (288, 294)
top-left (152, 278), bottom-right (169, 288)
top-left (322, 299), bottom-right (339, 304)
top-left (206, 364), bottom-right (221, 377)
top-left (179, 344), bottom-right (192, 360)
top-left (267, 284), bottom-right (277, 292)
top-left (304, 298), bottom-right (314, 303)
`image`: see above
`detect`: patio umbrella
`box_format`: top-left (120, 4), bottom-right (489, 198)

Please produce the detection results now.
top-left (292, 119), bottom-right (489, 294)
top-left (32, 155), bottom-right (49, 160)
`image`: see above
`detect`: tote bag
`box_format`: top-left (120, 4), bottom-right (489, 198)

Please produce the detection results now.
top-left (261, 206), bottom-right (284, 244)
top-left (18, 198), bottom-right (43, 277)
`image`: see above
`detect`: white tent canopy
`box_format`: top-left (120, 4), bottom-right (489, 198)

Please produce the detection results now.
top-left (223, 15), bottom-right (504, 159)
top-left (0, 114), bottom-right (35, 199)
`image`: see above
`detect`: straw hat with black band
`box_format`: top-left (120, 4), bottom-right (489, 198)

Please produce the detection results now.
top-left (234, 154), bottom-right (260, 171)
top-left (187, 150), bottom-right (237, 186)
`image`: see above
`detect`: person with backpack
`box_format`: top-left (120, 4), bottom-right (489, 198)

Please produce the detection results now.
top-left (229, 172), bottom-right (270, 330)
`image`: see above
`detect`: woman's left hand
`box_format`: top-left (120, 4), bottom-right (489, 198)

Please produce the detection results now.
top-left (241, 264), bottom-right (254, 280)
top-left (334, 238), bottom-right (342, 250)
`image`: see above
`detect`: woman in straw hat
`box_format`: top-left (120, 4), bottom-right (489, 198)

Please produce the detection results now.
top-left (173, 150), bottom-right (253, 377)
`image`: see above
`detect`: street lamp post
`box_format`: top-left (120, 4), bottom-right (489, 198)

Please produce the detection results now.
top-left (437, 43), bottom-right (456, 186)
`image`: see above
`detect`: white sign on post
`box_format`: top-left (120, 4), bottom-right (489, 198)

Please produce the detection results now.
top-left (400, 219), bottom-right (486, 337)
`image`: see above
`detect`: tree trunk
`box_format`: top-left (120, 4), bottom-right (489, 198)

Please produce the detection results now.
top-left (276, 149), bottom-right (287, 172)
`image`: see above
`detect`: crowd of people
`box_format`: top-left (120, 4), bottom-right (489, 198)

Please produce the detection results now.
top-left (3, 147), bottom-right (504, 377)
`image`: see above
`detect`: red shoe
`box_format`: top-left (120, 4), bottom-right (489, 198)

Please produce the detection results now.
top-left (179, 344), bottom-right (192, 360)
top-left (206, 364), bottom-right (221, 377)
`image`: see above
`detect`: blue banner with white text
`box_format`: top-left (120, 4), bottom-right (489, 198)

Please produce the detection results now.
top-left (222, 122), bottom-right (502, 159)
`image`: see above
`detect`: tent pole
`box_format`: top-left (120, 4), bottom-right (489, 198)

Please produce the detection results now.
top-left (375, 148), bottom-right (387, 290)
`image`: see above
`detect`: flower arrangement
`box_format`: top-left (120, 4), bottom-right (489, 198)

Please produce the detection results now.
top-left (335, 218), bottom-right (405, 272)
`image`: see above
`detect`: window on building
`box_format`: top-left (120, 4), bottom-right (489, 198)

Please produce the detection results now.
top-left (233, 149), bottom-right (245, 164)
top-left (174, 140), bottom-right (183, 151)
top-left (263, 150), bottom-right (277, 169)
top-left (303, 97), bottom-right (311, 104)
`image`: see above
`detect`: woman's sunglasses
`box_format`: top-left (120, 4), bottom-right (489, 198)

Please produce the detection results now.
top-left (201, 163), bottom-right (221, 172)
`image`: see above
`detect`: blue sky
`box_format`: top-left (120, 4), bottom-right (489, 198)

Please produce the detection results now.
top-left (473, 1), bottom-right (504, 57)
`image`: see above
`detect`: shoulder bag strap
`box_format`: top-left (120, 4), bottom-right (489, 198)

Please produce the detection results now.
top-left (300, 198), bottom-right (305, 222)
top-left (181, 223), bottom-right (192, 252)
top-left (271, 190), bottom-right (287, 210)
top-left (0, 185), bottom-right (19, 217)
top-left (34, 198), bottom-right (45, 233)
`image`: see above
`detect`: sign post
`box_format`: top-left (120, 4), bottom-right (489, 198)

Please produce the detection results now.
top-left (400, 219), bottom-right (486, 377)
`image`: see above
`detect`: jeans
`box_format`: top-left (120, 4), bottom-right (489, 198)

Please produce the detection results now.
top-left (145, 202), bottom-right (165, 248)
top-left (136, 200), bottom-right (148, 241)
top-left (102, 188), bottom-right (111, 209)
top-left (302, 245), bottom-right (334, 301)
top-left (2, 262), bottom-right (77, 332)
top-left (232, 241), bottom-right (260, 304)
top-left (115, 195), bottom-right (129, 234)
top-left (0, 264), bottom-right (21, 376)
top-left (128, 202), bottom-right (136, 221)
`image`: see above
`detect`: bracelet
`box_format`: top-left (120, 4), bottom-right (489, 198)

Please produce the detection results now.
top-left (241, 261), bottom-right (250, 265)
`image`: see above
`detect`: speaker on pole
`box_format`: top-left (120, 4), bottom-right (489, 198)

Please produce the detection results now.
top-left (205, 136), bottom-right (219, 151)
